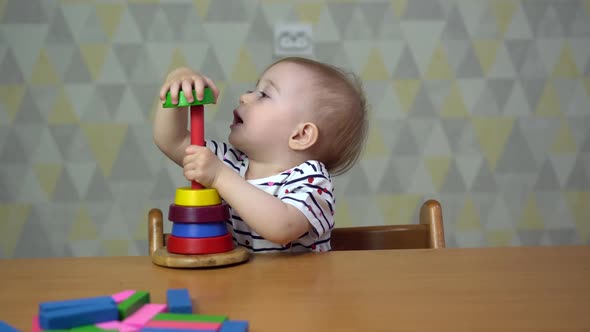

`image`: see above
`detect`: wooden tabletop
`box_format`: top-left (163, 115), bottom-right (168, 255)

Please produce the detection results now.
top-left (1, 246), bottom-right (589, 331)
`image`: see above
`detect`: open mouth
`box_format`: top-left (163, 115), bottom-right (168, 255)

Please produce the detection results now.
top-left (232, 110), bottom-right (244, 125)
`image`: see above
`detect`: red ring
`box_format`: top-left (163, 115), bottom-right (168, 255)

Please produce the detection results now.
top-left (168, 203), bottom-right (230, 223)
top-left (167, 233), bottom-right (234, 255)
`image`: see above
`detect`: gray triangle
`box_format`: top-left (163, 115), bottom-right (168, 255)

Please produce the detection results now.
top-left (130, 84), bottom-right (159, 118)
top-left (522, 0), bottom-right (549, 38)
top-left (327, 3), bottom-right (356, 33)
top-left (201, 47), bottom-right (227, 81)
top-left (245, 42), bottom-right (273, 73)
top-left (206, 0), bottom-right (248, 22)
top-left (408, 118), bottom-right (435, 151)
top-left (443, 40), bottom-right (469, 73)
top-left (554, 78), bottom-right (577, 113)
top-left (113, 44), bottom-right (142, 78)
top-left (581, 132), bottom-right (590, 153)
top-left (359, 2), bottom-right (389, 37)
top-left (488, 79), bottom-right (514, 111)
top-left (547, 229), bottom-right (578, 245)
top-left (160, 3), bottom-right (192, 40)
top-left (14, 89), bottom-right (44, 124)
top-left (553, 2), bottom-right (578, 36)
top-left (534, 159), bottom-right (560, 191)
top-left (455, 45), bottom-right (483, 78)
top-left (0, 128), bottom-right (28, 163)
top-left (15, 124), bottom-right (44, 160)
top-left (85, 169), bottom-right (113, 201)
top-left (423, 80), bottom-right (450, 112)
top-left (97, 84), bottom-right (126, 117)
top-left (566, 156), bottom-right (590, 190)
top-left (50, 125), bottom-right (94, 162)
top-left (150, 168), bottom-right (177, 200)
top-left (472, 7), bottom-right (499, 38)
top-left (521, 78), bottom-right (545, 111)
top-left (379, 156), bottom-right (420, 193)
top-left (410, 83), bottom-right (437, 117)
top-left (97, 49), bottom-right (127, 84)
top-left (66, 163), bottom-right (95, 199)
top-left (14, 212), bottom-right (55, 258)
top-left (393, 46), bottom-right (421, 79)
top-left (79, 9), bottom-right (107, 43)
top-left (536, 6), bottom-right (565, 38)
top-left (82, 88), bottom-right (113, 122)
top-left (53, 167), bottom-right (81, 202)
top-left (63, 47), bottom-right (93, 83)
top-left (520, 43), bottom-right (547, 78)
top-left (131, 47), bottom-right (159, 84)
top-left (50, 124), bottom-right (76, 161)
top-left (377, 7), bottom-right (403, 39)
top-left (127, 3), bottom-right (158, 40)
top-left (517, 230), bottom-right (545, 246)
top-left (246, 7), bottom-right (273, 42)
top-left (571, 10), bottom-right (590, 38)
top-left (0, 49), bottom-right (25, 84)
top-left (441, 118), bottom-right (466, 153)
top-left (0, 164), bottom-right (26, 200)
top-left (496, 125), bottom-right (538, 173)
top-left (392, 121), bottom-right (420, 155)
top-left (441, 160), bottom-right (466, 193)
top-left (506, 39), bottom-right (531, 73)
top-left (471, 160), bottom-right (498, 193)
top-left (45, 7), bottom-right (75, 43)
top-left (441, 5), bottom-right (469, 40)
top-left (112, 7), bottom-right (143, 43)
top-left (146, 7), bottom-right (175, 42)
top-left (344, 163), bottom-right (373, 195)
top-left (110, 131), bottom-right (153, 181)
top-left (180, 12), bottom-right (206, 42)
top-left (403, 0), bottom-right (444, 20)
top-left (471, 83), bottom-right (501, 115)
top-left (3, 0), bottom-right (47, 23)
top-left (45, 44), bottom-right (76, 78)
top-left (343, 9), bottom-right (373, 40)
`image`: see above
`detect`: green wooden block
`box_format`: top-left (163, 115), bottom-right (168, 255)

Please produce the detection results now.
top-left (162, 88), bottom-right (215, 108)
top-left (153, 313), bottom-right (227, 323)
top-left (117, 291), bottom-right (150, 319)
top-left (68, 325), bottom-right (116, 332)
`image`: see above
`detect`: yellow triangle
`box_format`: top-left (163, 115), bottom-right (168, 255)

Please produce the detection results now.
top-left (103, 240), bottom-right (129, 256)
top-left (393, 80), bottom-right (421, 113)
top-left (425, 46), bottom-right (453, 80)
top-left (455, 197), bottom-right (482, 231)
top-left (295, 2), bottom-right (323, 24)
top-left (167, 48), bottom-right (188, 74)
top-left (0, 204), bottom-right (31, 257)
top-left (81, 124), bottom-right (128, 177)
top-left (473, 40), bottom-right (499, 75)
top-left (0, 85), bottom-right (26, 122)
top-left (566, 192), bottom-right (590, 242)
top-left (69, 206), bottom-right (98, 240)
top-left (486, 230), bottom-right (513, 246)
top-left (231, 48), bottom-right (258, 82)
top-left (0, 0), bottom-right (6, 19)
top-left (193, 0), bottom-right (211, 19)
top-left (441, 82), bottom-right (469, 117)
top-left (334, 198), bottom-right (354, 228)
top-left (551, 119), bottom-right (577, 153)
top-left (49, 88), bottom-right (78, 124)
top-left (363, 127), bottom-right (388, 158)
top-left (362, 48), bottom-right (389, 80)
top-left (490, 1), bottom-right (517, 36)
top-left (425, 156), bottom-right (451, 191)
top-left (30, 49), bottom-right (60, 85)
top-left (472, 117), bottom-right (514, 170)
top-left (552, 43), bottom-right (579, 78)
top-left (535, 80), bottom-right (562, 117)
top-left (33, 164), bottom-right (63, 199)
top-left (80, 44), bottom-right (109, 80)
top-left (586, 0), bottom-right (590, 17)
top-left (390, 0), bottom-right (408, 18)
top-left (517, 194), bottom-right (544, 229)
top-left (377, 194), bottom-right (421, 225)
top-left (96, 3), bottom-right (124, 40)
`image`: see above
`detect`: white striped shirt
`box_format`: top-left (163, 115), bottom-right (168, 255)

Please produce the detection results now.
top-left (206, 140), bottom-right (334, 253)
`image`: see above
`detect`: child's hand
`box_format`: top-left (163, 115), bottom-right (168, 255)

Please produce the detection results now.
top-left (182, 145), bottom-right (225, 188)
top-left (159, 67), bottom-right (220, 105)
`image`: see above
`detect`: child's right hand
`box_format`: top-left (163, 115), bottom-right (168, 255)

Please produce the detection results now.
top-left (159, 67), bottom-right (220, 105)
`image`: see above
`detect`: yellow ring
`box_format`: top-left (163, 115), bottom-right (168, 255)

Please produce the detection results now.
top-left (174, 187), bottom-right (221, 207)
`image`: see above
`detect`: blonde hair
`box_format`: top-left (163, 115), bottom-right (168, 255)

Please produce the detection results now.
top-left (268, 57), bottom-right (368, 176)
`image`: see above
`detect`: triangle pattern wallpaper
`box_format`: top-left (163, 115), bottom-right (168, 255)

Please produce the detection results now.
top-left (0, 0), bottom-right (589, 257)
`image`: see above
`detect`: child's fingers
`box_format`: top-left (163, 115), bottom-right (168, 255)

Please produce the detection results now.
top-left (193, 78), bottom-right (205, 101)
top-left (169, 82), bottom-right (180, 104)
top-left (181, 80), bottom-right (194, 103)
top-left (159, 82), bottom-right (170, 101)
top-left (203, 77), bottom-right (220, 102)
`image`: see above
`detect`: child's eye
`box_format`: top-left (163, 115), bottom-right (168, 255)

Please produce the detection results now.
top-left (257, 90), bottom-right (269, 98)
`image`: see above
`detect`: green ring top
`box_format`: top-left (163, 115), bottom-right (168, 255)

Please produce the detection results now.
top-left (163, 87), bottom-right (215, 108)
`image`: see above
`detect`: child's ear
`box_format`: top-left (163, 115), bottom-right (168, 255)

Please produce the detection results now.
top-left (288, 122), bottom-right (318, 151)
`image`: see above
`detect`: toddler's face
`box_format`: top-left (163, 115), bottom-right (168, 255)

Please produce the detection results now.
top-left (229, 62), bottom-right (316, 159)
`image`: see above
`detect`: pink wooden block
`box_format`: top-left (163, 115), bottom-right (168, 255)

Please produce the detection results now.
top-left (145, 320), bottom-right (222, 330)
top-left (123, 303), bottom-right (167, 327)
top-left (32, 316), bottom-right (41, 332)
top-left (96, 320), bottom-right (122, 329)
top-left (120, 324), bottom-right (140, 332)
top-left (112, 290), bottom-right (136, 304)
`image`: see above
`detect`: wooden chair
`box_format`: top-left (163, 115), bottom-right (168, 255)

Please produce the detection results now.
top-left (330, 199), bottom-right (445, 251)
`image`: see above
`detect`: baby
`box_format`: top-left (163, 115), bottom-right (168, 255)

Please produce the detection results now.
top-left (154, 57), bottom-right (368, 253)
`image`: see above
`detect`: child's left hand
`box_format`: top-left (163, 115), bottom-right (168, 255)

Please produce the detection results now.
top-left (182, 145), bottom-right (225, 187)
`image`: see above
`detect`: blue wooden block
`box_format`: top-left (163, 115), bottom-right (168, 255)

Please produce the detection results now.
top-left (166, 289), bottom-right (192, 314)
top-left (39, 296), bottom-right (114, 313)
top-left (219, 320), bottom-right (249, 332)
top-left (39, 300), bottom-right (118, 330)
top-left (0, 320), bottom-right (20, 332)
top-left (171, 222), bottom-right (228, 238)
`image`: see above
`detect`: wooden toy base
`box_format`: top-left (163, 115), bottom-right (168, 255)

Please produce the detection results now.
top-left (148, 208), bottom-right (250, 269)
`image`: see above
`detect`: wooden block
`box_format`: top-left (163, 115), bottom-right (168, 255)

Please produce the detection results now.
top-left (117, 291), bottom-right (150, 320)
top-left (139, 328), bottom-right (216, 332)
top-left (166, 289), bottom-right (192, 313)
top-left (69, 324), bottom-right (117, 331)
top-left (39, 296), bottom-right (114, 312)
top-left (123, 304), bottom-right (167, 327)
top-left (219, 320), bottom-right (249, 332)
top-left (111, 290), bottom-right (136, 304)
top-left (39, 301), bottom-right (118, 330)
top-left (145, 320), bottom-right (221, 330)
top-left (0, 320), bottom-right (19, 332)
top-left (153, 313), bottom-right (227, 323)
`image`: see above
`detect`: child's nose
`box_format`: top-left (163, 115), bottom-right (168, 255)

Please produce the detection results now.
top-left (239, 91), bottom-right (254, 104)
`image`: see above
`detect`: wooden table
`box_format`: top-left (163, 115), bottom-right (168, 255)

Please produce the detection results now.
top-left (1, 246), bottom-right (589, 331)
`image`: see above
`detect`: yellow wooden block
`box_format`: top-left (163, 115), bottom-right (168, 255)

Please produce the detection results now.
top-left (175, 187), bottom-right (221, 207)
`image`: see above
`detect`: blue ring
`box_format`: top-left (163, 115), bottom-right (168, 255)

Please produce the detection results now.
top-left (171, 222), bottom-right (228, 238)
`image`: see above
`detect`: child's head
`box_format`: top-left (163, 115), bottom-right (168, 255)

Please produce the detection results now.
top-left (229, 57), bottom-right (368, 175)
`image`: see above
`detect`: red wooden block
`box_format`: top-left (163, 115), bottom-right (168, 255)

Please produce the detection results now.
top-left (167, 233), bottom-right (234, 255)
top-left (168, 203), bottom-right (230, 223)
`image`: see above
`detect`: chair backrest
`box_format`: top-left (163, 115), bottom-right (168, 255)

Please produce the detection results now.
top-left (330, 199), bottom-right (445, 251)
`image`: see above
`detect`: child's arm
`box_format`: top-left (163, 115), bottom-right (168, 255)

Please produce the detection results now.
top-left (153, 67), bottom-right (219, 166)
